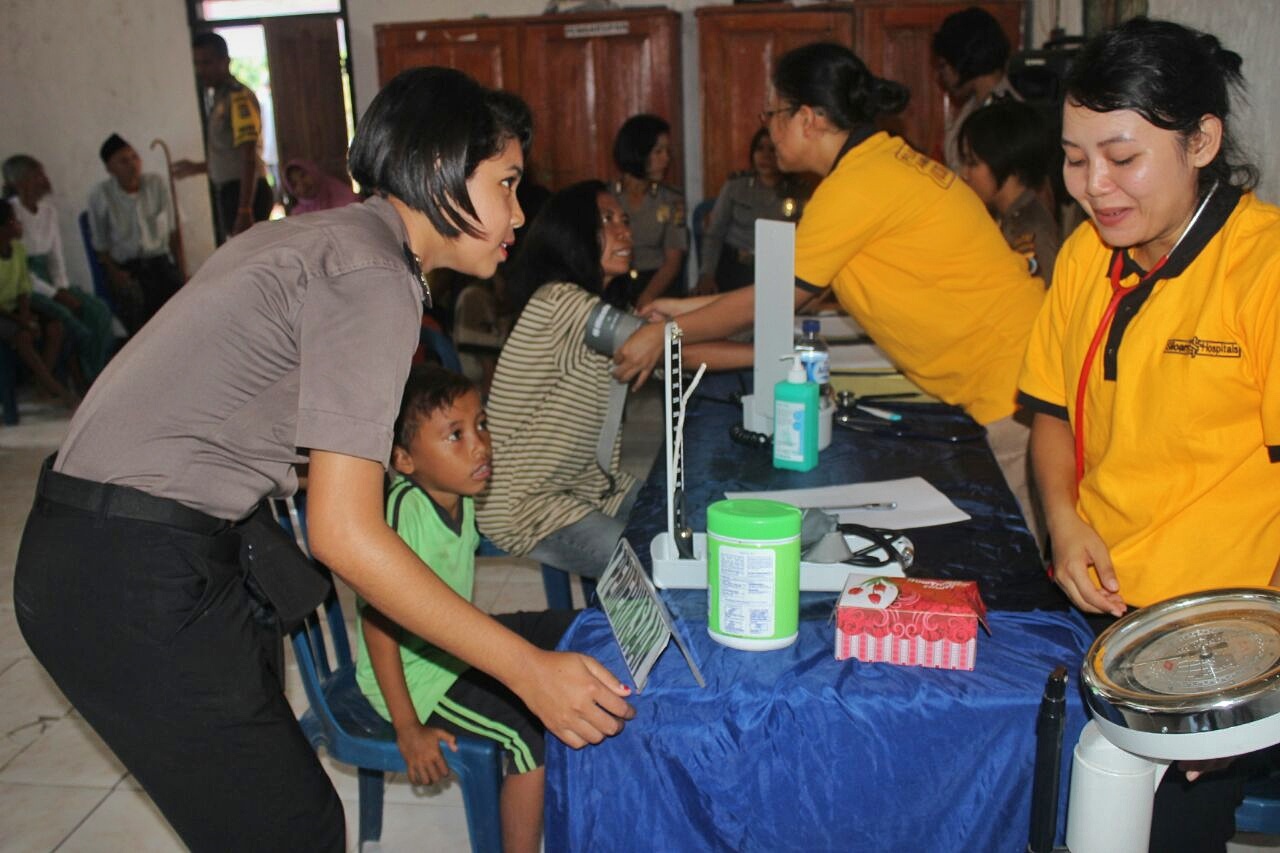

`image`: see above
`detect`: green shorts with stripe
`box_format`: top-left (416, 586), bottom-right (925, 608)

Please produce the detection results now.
top-left (428, 609), bottom-right (577, 773)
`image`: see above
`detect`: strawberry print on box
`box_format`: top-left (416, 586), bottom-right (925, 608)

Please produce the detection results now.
top-left (835, 574), bottom-right (989, 671)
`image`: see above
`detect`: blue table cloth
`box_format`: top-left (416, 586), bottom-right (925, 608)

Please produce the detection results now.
top-left (548, 607), bottom-right (1092, 852)
top-left (548, 373), bottom-right (1093, 851)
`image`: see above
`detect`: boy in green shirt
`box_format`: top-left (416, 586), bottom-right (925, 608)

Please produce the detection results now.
top-left (356, 364), bottom-right (577, 853)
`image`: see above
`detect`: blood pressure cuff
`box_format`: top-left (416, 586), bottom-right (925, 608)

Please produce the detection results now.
top-left (238, 502), bottom-right (331, 632)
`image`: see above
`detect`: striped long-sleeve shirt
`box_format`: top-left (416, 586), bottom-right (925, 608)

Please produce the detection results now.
top-left (476, 282), bottom-right (635, 555)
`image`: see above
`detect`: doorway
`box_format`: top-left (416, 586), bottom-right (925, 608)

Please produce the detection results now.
top-left (189, 0), bottom-right (356, 219)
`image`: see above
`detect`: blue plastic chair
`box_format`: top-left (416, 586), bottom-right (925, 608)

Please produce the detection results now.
top-left (475, 536), bottom-right (595, 611)
top-left (1236, 769), bottom-right (1280, 834)
top-left (77, 211), bottom-right (114, 312)
top-left (421, 325), bottom-right (464, 373)
top-left (272, 497), bottom-right (505, 852)
top-left (290, 586), bottom-right (506, 853)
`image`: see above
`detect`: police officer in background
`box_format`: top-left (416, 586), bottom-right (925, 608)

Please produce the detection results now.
top-left (173, 32), bottom-right (274, 244)
top-left (696, 127), bottom-right (810, 295)
top-left (611, 114), bottom-right (687, 309)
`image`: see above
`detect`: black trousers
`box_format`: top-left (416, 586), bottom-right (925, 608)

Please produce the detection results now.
top-left (13, 471), bottom-right (343, 852)
top-left (215, 177), bottom-right (274, 245)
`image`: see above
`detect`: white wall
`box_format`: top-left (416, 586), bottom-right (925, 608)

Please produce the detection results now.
top-left (0, 0), bottom-right (215, 289)
top-left (1148, 0), bottom-right (1280, 203)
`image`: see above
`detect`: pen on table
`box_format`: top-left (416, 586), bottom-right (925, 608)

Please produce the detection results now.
top-left (828, 501), bottom-right (898, 511)
top-left (855, 404), bottom-right (903, 422)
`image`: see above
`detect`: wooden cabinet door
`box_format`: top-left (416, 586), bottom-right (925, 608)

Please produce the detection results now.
top-left (519, 11), bottom-right (681, 190)
top-left (374, 21), bottom-right (520, 91)
top-left (855, 0), bottom-right (1023, 163)
top-left (265, 17), bottom-right (350, 183)
top-left (697, 4), bottom-right (854, 200)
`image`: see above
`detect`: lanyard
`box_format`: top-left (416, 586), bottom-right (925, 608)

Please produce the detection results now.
top-left (1070, 186), bottom-right (1218, 486)
top-left (1071, 252), bottom-right (1166, 484)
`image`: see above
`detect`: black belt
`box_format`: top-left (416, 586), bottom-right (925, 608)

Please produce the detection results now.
top-left (37, 455), bottom-right (232, 536)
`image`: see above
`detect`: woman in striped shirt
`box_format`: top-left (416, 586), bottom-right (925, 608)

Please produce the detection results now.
top-left (478, 180), bottom-right (640, 577)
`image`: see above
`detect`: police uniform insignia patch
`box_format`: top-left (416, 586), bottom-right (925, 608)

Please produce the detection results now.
top-left (656, 204), bottom-right (671, 223)
top-left (672, 201), bottom-right (685, 227)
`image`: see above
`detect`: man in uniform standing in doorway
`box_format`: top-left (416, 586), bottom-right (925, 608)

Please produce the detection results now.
top-left (174, 32), bottom-right (274, 244)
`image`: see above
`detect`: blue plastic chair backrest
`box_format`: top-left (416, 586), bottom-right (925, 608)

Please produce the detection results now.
top-left (77, 210), bottom-right (116, 312)
top-left (421, 326), bottom-right (464, 373)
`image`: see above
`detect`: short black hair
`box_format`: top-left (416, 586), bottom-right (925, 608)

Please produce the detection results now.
top-left (957, 99), bottom-right (1052, 189)
top-left (192, 31), bottom-right (229, 59)
top-left (1066, 17), bottom-right (1258, 194)
top-left (932, 7), bottom-right (1011, 84)
top-left (393, 364), bottom-right (478, 450)
top-left (349, 67), bottom-right (533, 240)
top-left (612, 114), bottom-right (669, 180)
top-left (773, 43), bottom-right (909, 131)
top-left (1, 154), bottom-right (38, 198)
top-left (507, 180), bottom-right (610, 315)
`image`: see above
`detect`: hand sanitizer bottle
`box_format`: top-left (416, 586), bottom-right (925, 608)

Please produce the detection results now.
top-left (773, 354), bottom-right (818, 472)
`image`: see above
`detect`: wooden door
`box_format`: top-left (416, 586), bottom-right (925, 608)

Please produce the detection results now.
top-left (855, 0), bottom-right (1023, 162)
top-left (519, 11), bottom-right (682, 190)
top-left (374, 20), bottom-right (520, 90)
top-left (264, 16), bottom-right (350, 183)
top-left (697, 4), bottom-right (854, 200)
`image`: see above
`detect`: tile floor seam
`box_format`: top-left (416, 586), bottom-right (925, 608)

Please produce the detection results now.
top-left (48, 786), bottom-right (115, 853)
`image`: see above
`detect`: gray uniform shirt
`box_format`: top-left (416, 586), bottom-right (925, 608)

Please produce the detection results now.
top-left (1000, 189), bottom-right (1060, 284)
top-left (87, 173), bottom-right (174, 263)
top-left (614, 181), bottom-right (688, 272)
top-left (205, 77), bottom-right (268, 187)
top-left (56, 196), bottom-right (423, 520)
top-left (699, 174), bottom-right (801, 277)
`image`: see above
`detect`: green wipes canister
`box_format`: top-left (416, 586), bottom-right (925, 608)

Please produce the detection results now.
top-left (706, 499), bottom-right (801, 650)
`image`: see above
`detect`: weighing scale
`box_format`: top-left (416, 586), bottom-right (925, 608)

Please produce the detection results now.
top-left (1067, 587), bottom-right (1280, 852)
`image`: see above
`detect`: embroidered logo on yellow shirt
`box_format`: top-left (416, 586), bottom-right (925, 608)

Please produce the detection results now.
top-left (1163, 337), bottom-right (1242, 358)
top-left (893, 142), bottom-right (955, 189)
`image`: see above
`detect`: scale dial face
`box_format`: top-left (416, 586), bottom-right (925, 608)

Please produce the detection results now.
top-left (1085, 589), bottom-right (1280, 731)
top-left (1121, 617), bottom-right (1280, 695)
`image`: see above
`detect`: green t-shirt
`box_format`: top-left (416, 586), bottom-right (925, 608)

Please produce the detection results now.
top-left (355, 475), bottom-right (480, 723)
top-left (0, 241), bottom-right (32, 314)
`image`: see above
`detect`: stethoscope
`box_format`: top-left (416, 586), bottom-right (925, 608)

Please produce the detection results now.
top-left (1071, 186), bottom-right (1217, 484)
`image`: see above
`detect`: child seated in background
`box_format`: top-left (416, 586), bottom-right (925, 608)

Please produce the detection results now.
top-left (356, 364), bottom-right (576, 853)
top-left (956, 99), bottom-right (1061, 283)
top-left (0, 199), bottom-right (79, 408)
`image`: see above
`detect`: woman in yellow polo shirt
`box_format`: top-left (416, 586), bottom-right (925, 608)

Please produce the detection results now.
top-left (617, 42), bottom-right (1047, 542)
top-left (1017, 19), bottom-right (1280, 851)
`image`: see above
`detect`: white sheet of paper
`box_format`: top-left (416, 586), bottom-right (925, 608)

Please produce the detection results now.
top-left (724, 477), bottom-right (970, 529)
top-left (828, 343), bottom-right (895, 371)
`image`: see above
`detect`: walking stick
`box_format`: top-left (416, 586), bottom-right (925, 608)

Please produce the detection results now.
top-left (150, 138), bottom-right (188, 280)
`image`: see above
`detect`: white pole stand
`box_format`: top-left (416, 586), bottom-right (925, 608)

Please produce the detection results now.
top-left (1065, 721), bottom-right (1169, 853)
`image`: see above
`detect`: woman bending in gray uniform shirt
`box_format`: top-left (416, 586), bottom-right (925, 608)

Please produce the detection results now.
top-left (13, 68), bottom-right (633, 853)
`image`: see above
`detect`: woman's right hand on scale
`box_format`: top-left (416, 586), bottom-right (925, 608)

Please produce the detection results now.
top-left (515, 649), bottom-right (635, 748)
top-left (1048, 512), bottom-right (1126, 617)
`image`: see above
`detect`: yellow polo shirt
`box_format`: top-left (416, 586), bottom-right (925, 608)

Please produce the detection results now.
top-left (1018, 190), bottom-right (1280, 607)
top-left (794, 131), bottom-right (1044, 425)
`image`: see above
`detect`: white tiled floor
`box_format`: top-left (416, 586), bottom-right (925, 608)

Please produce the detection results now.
top-left (3, 390), bottom-right (1278, 852)
top-left (0, 388), bottom-right (664, 853)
